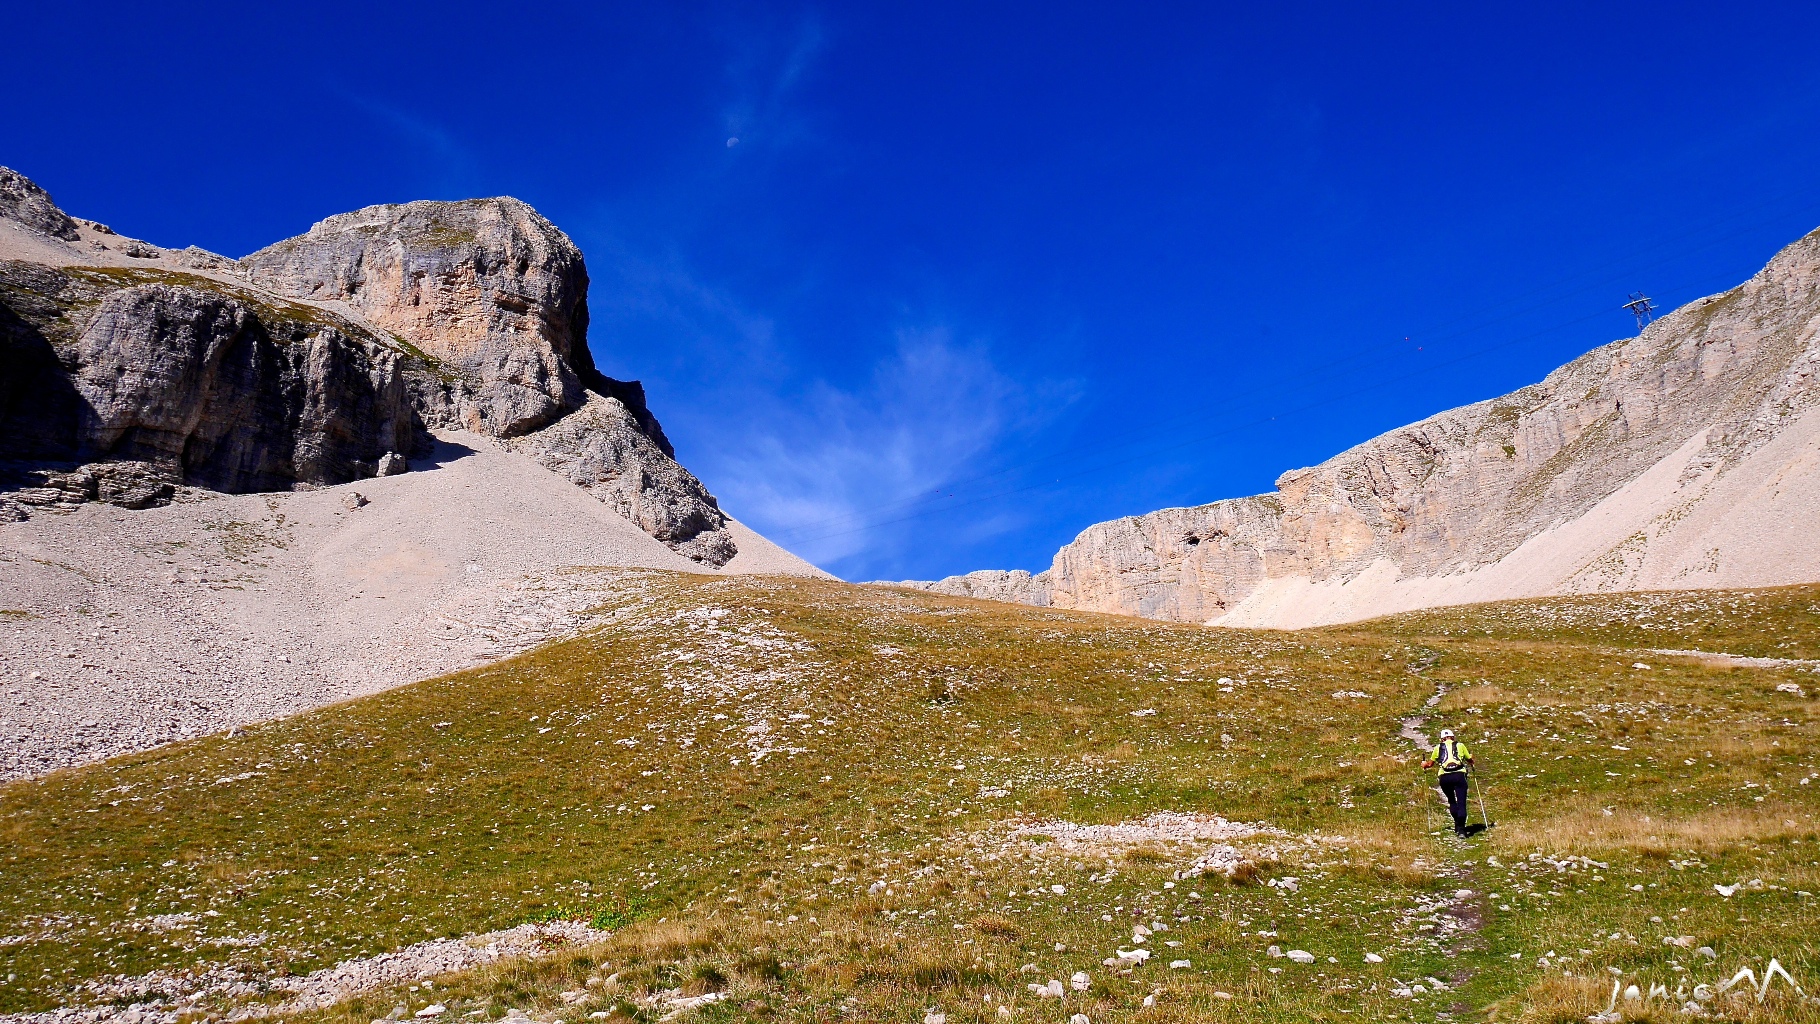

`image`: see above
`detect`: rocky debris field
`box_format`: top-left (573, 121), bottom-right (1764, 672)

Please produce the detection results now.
top-left (0, 435), bottom-right (817, 782)
top-left (3, 576), bottom-right (1819, 1022)
top-left (0, 923), bottom-right (608, 1024)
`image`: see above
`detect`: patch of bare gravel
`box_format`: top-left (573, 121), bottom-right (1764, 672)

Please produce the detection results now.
top-left (0, 922), bottom-right (610, 1024)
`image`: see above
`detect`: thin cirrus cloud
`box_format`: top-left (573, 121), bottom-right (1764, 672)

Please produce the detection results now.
top-left (578, 225), bottom-right (1068, 581)
top-left (697, 330), bottom-right (1054, 578)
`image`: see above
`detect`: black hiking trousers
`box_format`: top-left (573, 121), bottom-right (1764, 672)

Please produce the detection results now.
top-left (1438, 771), bottom-right (1470, 831)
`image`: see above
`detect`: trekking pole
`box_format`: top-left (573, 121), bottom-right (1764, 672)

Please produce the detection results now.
top-left (1472, 767), bottom-right (1492, 828)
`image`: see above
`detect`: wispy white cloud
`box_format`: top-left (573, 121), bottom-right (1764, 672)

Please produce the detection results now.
top-left (703, 329), bottom-right (1043, 577)
top-left (576, 226), bottom-right (1060, 580)
top-left (567, 12), bottom-right (1069, 579)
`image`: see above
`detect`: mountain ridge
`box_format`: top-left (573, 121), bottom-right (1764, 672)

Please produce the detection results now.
top-left (898, 225), bottom-right (1820, 627)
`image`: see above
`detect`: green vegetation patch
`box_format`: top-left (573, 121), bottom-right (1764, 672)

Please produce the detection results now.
top-left (2, 577), bottom-right (1819, 1023)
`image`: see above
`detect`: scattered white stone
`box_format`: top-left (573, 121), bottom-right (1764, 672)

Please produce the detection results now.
top-left (414, 1006), bottom-right (446, 1018)
top-left (1286, 950), bottom-right (1315, 964)
top-left (662, 992), bottom-right (725, 1014)
top-left (924, 1011), bottom-right (945, 1024)
top-left (1365, 953), bottom-right (1384, 963)
top-left (1169, 960), bottom-right (1191, 969)
top-left (1070, 972), bottom-right (1091, 991)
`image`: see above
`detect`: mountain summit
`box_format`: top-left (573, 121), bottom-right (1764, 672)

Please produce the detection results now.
top-left (902, 227), bottom-right (1820, 627)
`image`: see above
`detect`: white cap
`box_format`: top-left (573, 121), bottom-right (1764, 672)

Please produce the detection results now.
top-left (1439, 728), bottom-right (1455, 738)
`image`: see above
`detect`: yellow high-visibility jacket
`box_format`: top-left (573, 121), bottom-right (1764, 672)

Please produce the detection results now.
top-left (1429, 738), bottom-right (1472, 776)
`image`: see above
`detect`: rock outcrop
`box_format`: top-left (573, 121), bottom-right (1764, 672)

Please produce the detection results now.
top-left (504, 393), bottom-right (737, 566)
top-left (902, 226), bottom-right (1820, 627)
top-left (0, 169), bottom-right (737, 564)
top-left (0, 260), bottom-right (423, 517)
top-left (238, 198), bottom-right (591, 438)
top-left (0, 167), bottom-right (80, 241)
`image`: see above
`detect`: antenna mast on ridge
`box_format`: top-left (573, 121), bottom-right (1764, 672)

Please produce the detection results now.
top-left (1623, 291), bottom-right (1656, 331)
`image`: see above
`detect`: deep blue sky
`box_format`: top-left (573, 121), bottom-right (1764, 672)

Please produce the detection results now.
top-left (9, 3), bottom-right (1820, 580)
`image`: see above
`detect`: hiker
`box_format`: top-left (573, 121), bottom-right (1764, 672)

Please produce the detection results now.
top-left (1422, 728), bottom-right (1474, 835)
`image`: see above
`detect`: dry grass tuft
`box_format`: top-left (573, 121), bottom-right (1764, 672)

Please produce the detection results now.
top-left (1120, 842), bottom-right (1174, 865)
top-left (1493, 799), bottom-right (1820, 855)
top-left (1490, 974), bottom-right (1621, 1023)
top-left (970, 913), bottom-right (1020, 937)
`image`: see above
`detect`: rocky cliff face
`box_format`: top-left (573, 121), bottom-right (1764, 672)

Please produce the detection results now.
top-left (0, 169), bottom-right (737, 565)
top-left (239, 198), bottom-right (591, 438)
top-left (0, 168), bottom-right (80, 241)
top-left (236, 196), bottom-right (735, 563)
top-left (902, 227), bottom-right (1820, 627)
top-left (0, 259), bottom-right (424, 516)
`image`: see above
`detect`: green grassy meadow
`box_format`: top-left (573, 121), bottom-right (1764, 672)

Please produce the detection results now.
top-left (4, 574), bottom-right (1820, 1023)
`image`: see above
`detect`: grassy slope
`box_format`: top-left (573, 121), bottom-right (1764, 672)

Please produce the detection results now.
top-left (3, 575), bottom-right (1819, 1023)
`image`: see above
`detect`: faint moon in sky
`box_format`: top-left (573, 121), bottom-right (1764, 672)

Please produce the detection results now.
top-left (726, 137), bottom-right (739, 147)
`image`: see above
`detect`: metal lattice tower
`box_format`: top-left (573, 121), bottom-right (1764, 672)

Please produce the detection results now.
top-left (1623, 291), bottom-right (1656, 331)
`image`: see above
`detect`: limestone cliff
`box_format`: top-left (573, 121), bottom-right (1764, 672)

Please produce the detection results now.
top-left (901, 226), bottom-right (1820, 627)
top-left (237, 197), bottom-right (734, 563)
top-left (0, 259), bottom-right (423, 513)
top-left (238, 198), bottom-right (591, 438)
top-left (0, 169), bottom-right (736, 565)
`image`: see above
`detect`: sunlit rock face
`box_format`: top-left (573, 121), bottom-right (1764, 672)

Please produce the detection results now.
top-left (901, 229), bottom-right (1820, 627)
